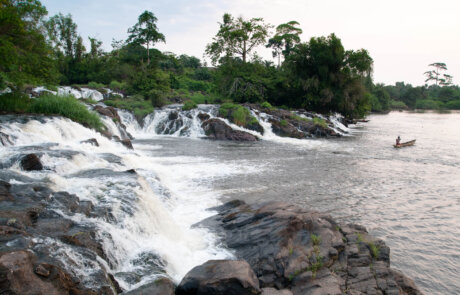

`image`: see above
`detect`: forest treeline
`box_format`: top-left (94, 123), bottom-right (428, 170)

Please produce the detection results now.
top-left (1, 0), bottom-right (459, 119)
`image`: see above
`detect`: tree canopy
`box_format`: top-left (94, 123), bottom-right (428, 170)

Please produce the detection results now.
top-left (126, 10), bottom-right (165, 65)
top-left (205, 13), bottom-right (271, 65)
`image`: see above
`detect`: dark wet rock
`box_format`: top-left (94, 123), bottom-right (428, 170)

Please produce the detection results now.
top-left (156, 114), bottom-right (184, 135)
top-left (200, 200), bottom-right (424, 295)
top-left (125, 277), bottom-right (175, 295)
top-left (269, 119), bottom-right (306, 139)
top-left (20, 153), bottom-right (43, 171)
top-left (197, 112), bottom-right (210, 122)
top-left (0, 180), bottom-right (13, 201)
top-left (0, 131), bottom-right (12, 146)
top-left (121, 138), bottom-right (134, 149)
top-left (94, 105), bottom-right (120, 121)
top-left (391, 269), bottom-right (424, 295)
top-left (112, 135), bottom-right (134, 149)
top-left (125, 169), bottom-right (137, 174)
top-left (202, 119), bottom-right (258, 141)
top-left (169, 111), bottom-right (179, 120)
top-left (81, 138), bottom-right (99, 146)
top-left (176, 259), bottom-right (261, 295)
top-left (0, 250), bottom-right (97, 295)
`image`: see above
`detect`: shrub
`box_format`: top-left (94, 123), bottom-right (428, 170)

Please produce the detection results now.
top-left (29, 94), bottom-right (104, 132)
top-left (182, 100), bottom-right (197, 111)
top-left (260, 101), bottom-right (273, 109)
top-left (279, 119), bottom-right (288, 127)
top-left (88, 81), bottom-right (105, 89)
top-left (0, 92), bottom-right (31, 113)
top-left (390, 100), bottom-right (408, 109)
top-left (446, 100), bottom-right (460, 110)
top-left (104, 95), bottom-right (154, 122)
top-left (109, 80), bottom-right (127, 91)
top-left (311, 234), bottom-right (321, 246)
top-left (313, 117), bottom-right (328, 128)
top-left (415, 99), bottom-right (443, 110)
top-left (219, 103), bottom-right (257, 127)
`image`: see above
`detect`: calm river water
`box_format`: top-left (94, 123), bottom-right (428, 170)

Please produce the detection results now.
top-left (139, 111), bottom-right (460, 295)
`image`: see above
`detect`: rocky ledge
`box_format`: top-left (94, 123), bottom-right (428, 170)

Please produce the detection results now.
top-left (0, 174), bottom-right (424, 295)
top-left (174, 200), bottom-right (424, 295)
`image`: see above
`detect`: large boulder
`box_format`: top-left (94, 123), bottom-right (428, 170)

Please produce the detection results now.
top-left (93, 105), bottom-right (120, 122)
top-left (20, 154), bottom-right (43, 171)
top-left (0, 250), bottom-right (96, 295)
top-left (176, 260), bottom-right (261, 295)
top-left (202, 119), bottom-right (258, 141)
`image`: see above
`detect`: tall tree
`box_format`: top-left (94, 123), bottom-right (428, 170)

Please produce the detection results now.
top-left (424, 62), bottom-right (453, 86)
top-left (126, 10), bottom-right (165, 66)
top-left (206, 13), bottom-right (271, 65)
top-left (46, 13), bottom-right (79, 58)
top-left (266, 21), bottom-right (302, 67)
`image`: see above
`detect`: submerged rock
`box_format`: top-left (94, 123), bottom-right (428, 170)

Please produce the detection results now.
top-left (80, 138), bottom-right (99, 147)
top-left (202, 119), bottom-right (258, 141)
top-left (20, 154), bottom-right (43, 171)
top-left (176, 259), bottom-right (260, 295)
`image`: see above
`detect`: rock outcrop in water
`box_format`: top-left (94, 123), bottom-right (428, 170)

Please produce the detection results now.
top-left (188, 200), bottom-right (424, 295)
top-left (248, 104), bottom-right (340, 138)
top-left (0, 180), bottom-right (121, 294)
top-left (202, 119), bottom-right (259, 141)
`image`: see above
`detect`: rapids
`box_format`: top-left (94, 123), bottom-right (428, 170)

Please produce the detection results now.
top-left (1, 106), bottom-right (458, 294)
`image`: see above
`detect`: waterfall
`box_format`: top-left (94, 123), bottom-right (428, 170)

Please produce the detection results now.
top-left (0, 116), bottom-right (234, 291)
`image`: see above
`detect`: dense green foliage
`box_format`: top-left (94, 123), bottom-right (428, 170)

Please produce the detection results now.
top-left (104, 95), bottom-right (154, 122)
top-left (219, 103), bottom-right (258, 126)
top-left (29, 94), bottom-right (104, 131)
top-left (0, 92), bottom-right (103, 131)
top-left (0, 0), bottom-right (58, 86)
top-left (182, 100), bottom-right (197, 111)
top-left (384, 83), bottom-right (460, 110)
top-left (2, 2), bottom-right (458, 120)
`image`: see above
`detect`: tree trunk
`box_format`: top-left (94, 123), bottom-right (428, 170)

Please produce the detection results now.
top-left (243, 40), bottom-right (246, 63)
top-left (147, 42), bottom-right (150, 66)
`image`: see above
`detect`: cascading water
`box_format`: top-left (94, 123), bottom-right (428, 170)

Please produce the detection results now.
top-left (0, 115), bottom-right (238, 291)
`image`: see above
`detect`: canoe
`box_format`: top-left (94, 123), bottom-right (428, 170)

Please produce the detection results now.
top-left (393, 139), bottom-right (416, 148)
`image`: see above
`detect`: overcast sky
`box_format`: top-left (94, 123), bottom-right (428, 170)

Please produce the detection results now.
top-left (41, 0), bottom-right (459, 86)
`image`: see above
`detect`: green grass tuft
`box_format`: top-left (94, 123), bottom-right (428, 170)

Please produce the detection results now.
top-left (313, 117), bottom-right (328, 128)
top-left (311, 234), bottom-right (321, 246)
top-left (104, 95), bottom-right (154, 122)
top-left (0, 92), bottom-right (31, 112)
top-left (182, 100), bottom-right (197, 111)
top-left (29, 94), bottom-right (104, 132)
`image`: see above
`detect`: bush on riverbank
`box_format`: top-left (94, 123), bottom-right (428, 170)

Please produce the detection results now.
top-left (104, 95), bottom-right (154, 122)
top-left (219, 103), bottom-right (258, 127)
top-left (182, 100), bottom-right (197, 111)
top-left (0, 92), bottom-right (31, 113)
top-left (29, 94), bottom-right (104, 131)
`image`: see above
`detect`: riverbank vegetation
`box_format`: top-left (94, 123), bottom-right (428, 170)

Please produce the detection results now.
top-left (1, 0), bottom-right (459, 119)
top-left (0, 92), bottom-right (104, 131)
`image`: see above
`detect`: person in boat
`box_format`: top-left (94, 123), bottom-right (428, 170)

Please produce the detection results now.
top-left (396, 136), bottom-right (401, 146)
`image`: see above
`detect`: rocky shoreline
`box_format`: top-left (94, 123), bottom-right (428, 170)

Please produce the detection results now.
top-left (1, 171), bottom-right (424, 295)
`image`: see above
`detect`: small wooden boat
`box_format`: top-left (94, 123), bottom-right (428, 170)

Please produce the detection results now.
top-left (393, 139), bottom-right (416, 148)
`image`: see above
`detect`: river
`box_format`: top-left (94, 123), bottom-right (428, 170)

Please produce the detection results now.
top-left (1, 110), bottom-right (459, 294)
